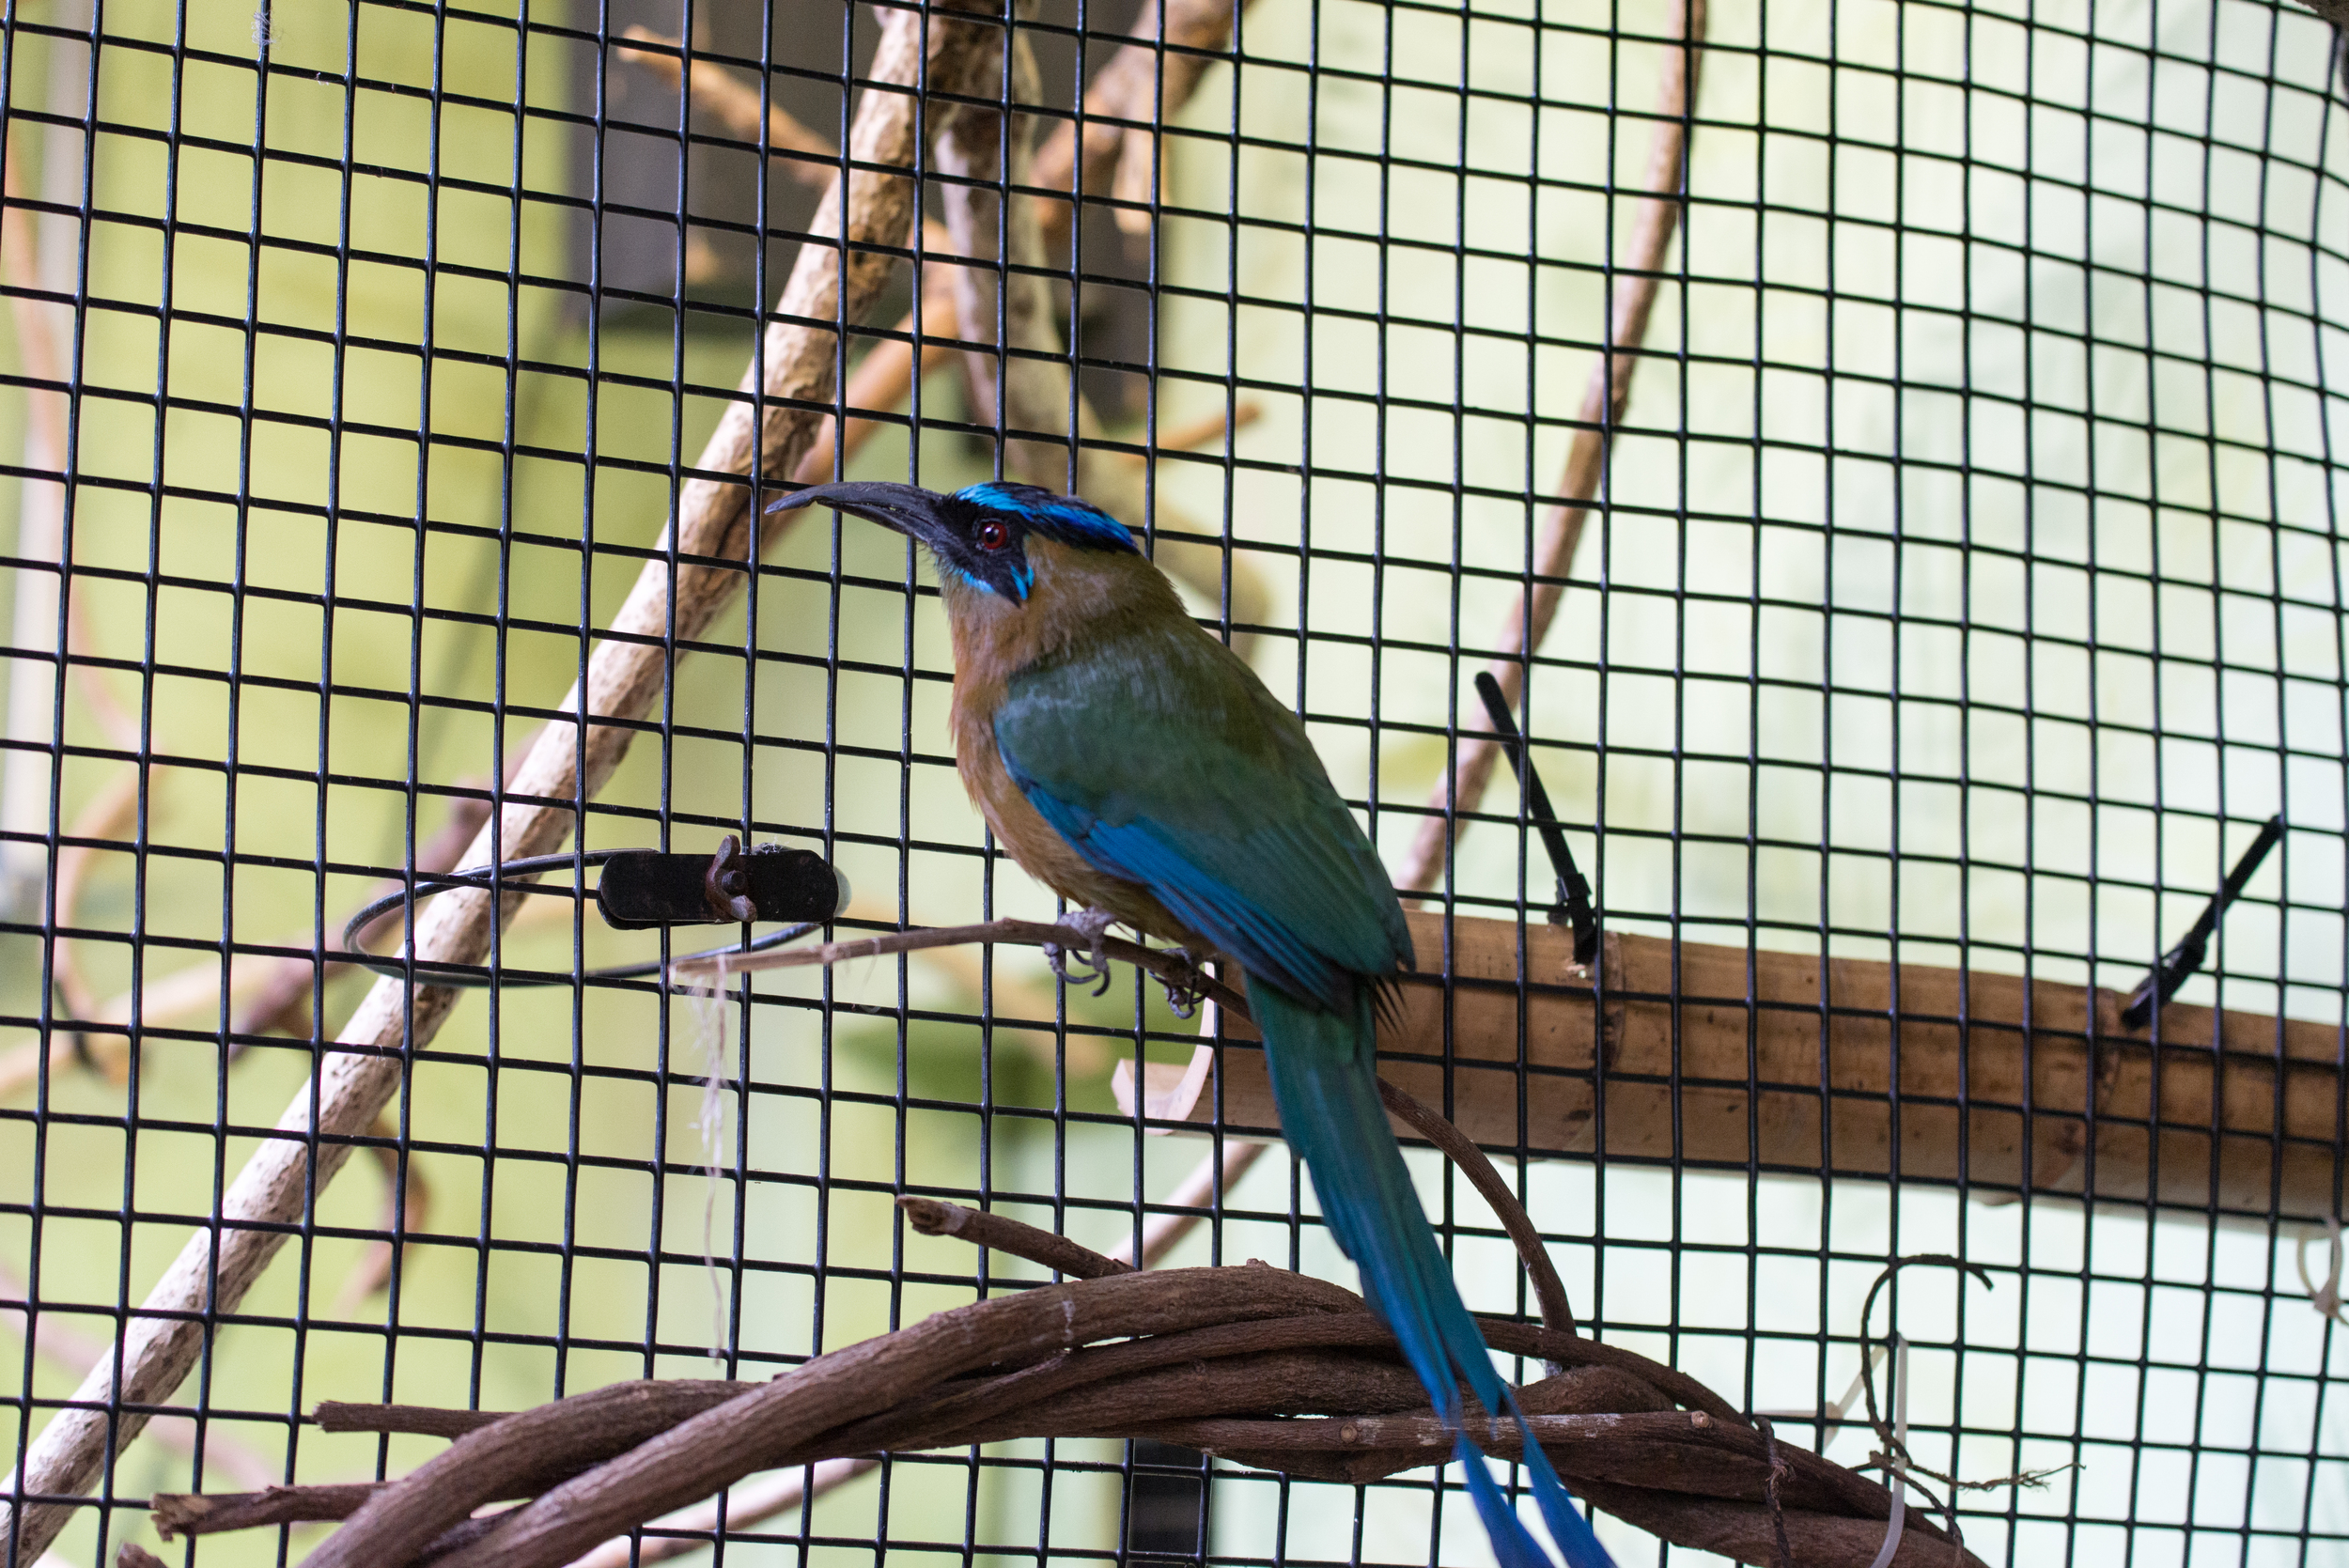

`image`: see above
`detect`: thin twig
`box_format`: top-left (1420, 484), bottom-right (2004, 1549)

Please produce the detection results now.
top-left (873, 906), bottom-right (1105, 1074)
top-left (29, 764), bottom-right (145, 1084)
top-left (0, 11), bottom-right (1009, 1556)
top-left (1377, 1077), bottom-right (1578, 1342)
top-left (1854, 1256), bottom-right (2071, 1505)
top-left (79, 953), bottom-right (276, 1034)
top-left (311, 1402), bottom-right (514, 1439)
top-left (614, 27), bottom-right (836, 180)
top-left (1107, 1138), bottom-right (1266, 1268)
top-left (1029, 0), bottom-right (1260, 256)
top-left (333, 1119), bottom-right (431, 1312)
top-left (669, 916), bottom-right (1252, 1022)
top-left (151, 1483), bottom-right (385, 1540)
top-left (1112, 400), bottom-right (1261, 464)
top-left (1395, 0), bottom-right (1707, 896)
top-left (1, 124), bottom-right (140, 755)
top-left (897, 1195), bottom-right (1133, 1281)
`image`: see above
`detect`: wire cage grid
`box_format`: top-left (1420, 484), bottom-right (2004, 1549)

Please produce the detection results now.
top-left (0, 0), bottom-right (2338, 1565)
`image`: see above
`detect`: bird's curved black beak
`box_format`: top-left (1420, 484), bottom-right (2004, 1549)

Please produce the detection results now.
top-left (766, 481), bottom-right (955, 551)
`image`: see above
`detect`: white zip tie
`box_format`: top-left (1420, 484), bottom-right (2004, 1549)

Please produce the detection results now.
top-left (1755, 1341), bottom-right (1889, 1452)
top-left (1866, 1334), bottom-right (1909, 1568)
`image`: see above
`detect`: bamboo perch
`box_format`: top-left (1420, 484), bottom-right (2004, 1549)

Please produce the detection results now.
top-left (1115, 909), bottom-right (2348, 1221)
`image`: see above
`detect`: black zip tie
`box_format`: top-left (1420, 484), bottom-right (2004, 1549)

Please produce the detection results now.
top-left (1471, 671), bottom-right (1600, 966)
top-left (2121, 814), bottom-right (2285, 1031)
top-left (339, 838), bottom-right (846, 988)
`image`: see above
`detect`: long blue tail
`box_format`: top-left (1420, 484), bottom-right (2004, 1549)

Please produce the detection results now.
top-left (1252, 982), bottom-right (1615, 1568)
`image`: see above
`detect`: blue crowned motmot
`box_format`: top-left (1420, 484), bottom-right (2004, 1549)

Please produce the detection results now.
top-left (766, 478), bottom-right (1613, 1568)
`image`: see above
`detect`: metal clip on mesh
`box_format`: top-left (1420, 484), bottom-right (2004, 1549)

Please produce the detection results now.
top-left (339, 835), bottom-right (847, 987)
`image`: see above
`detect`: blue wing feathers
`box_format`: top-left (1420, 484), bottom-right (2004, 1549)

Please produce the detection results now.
top-left (1015, 784), bottom-right (1354, 1008)
top-left (993, 626), bottom-right (1410, 997)
top-left (994, 619), bottom-right (1610, 1568)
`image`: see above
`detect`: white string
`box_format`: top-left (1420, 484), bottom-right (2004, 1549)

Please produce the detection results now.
top-left (682, 953), bottom-right (738, 1362)
top-left (1866, 1334), bottom-right (1908, 1568)
top-left (2296, 1217), bottom-right (2344, 1323)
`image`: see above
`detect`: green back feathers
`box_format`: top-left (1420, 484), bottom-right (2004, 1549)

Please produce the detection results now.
top-left (992, 613), bottom-right (1410, 1008)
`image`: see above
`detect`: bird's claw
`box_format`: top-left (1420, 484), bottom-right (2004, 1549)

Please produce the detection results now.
top-left (1043, 908), bottom-right (1119, 998)
top-left (1157, 946), bottom-right (1212, 1019)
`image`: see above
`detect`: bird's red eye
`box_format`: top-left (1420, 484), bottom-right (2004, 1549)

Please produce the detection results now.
top-left (975, 519), bottom-right (1011, 551)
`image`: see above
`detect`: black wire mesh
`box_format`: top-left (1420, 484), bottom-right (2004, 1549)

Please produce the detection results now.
top-left (0, 0), bottom-right (2341, 1565)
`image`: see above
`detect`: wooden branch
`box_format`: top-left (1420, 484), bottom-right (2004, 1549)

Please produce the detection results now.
top-left (790, 226), bottom-right (962, 486)
top-left (152, 1483), bottom-right (384, 1540)
top-left (1030, 0), bottom-right (1258, 256)
top-left (1122, 909), bottom-right (2349, 1221)
top-left (300, 1381), bottom-right (758, 1568)
top-left (242, 1274), bottom-right (1952, 1568)
top-left (156, 1096), bottom-right (1969, 1568)
top-left (1396, 0), bottom-right (1706, 896)
top-left (933, 16), bottom-right (1074, 483)
top-left (614, 26), bottom-right (837, 182)
top-left (343, 1268), bottom-right (1368, 1568)
top-left (0, 10), bottom-right (1008, 1559)
top-left (312, 1401), bottom-right (518, 1439)
top-left (0, 1260), bottom-right (278, 1494)
top-left (926, 0), bottom-right (1272, 641)
top-left (0, 125), bottom-right (141, 757)
top-left (898, 1195), bottom-right (1134, 1280)
top-left (232, 784), bottom-right (494, 1042)
top-left (46, 762), bottom-right (143, 1048)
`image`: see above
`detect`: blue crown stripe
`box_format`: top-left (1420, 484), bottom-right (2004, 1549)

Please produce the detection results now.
top-left (955, 482), bottom-right (1140, 555)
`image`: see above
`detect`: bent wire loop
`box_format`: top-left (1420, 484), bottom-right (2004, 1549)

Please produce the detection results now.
top-left (339, 836), bottom-right (844, 987)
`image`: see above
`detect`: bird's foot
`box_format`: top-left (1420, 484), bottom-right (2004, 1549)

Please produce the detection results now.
top-left (1156, 946), bottom-right (1215, 1019)
top-left (1043, 907), bottom-right (1120, 998)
